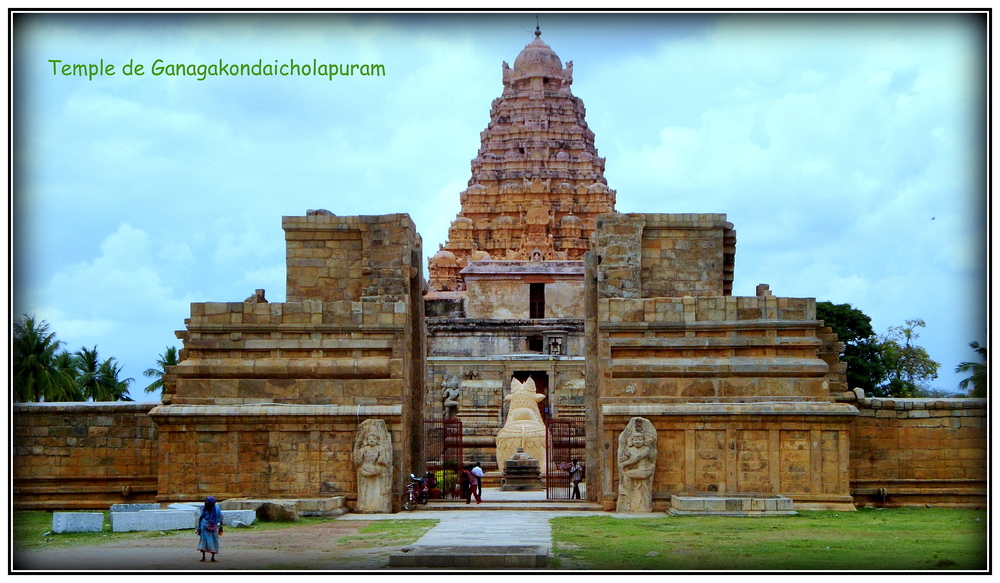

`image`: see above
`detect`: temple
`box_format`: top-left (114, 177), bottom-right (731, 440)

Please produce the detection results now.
top-left (13, 30), bottom-right (986, 515)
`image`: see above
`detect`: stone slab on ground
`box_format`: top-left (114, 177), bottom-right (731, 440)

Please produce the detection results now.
top-left (110, 510), bottom-right (198, 533)
top-left (669, 495), bottom-right (797, 516)
top-left (221, 510), bottom-right (256, 526)
top-left (389, 545), bottom-right (548, 569)
top-left (52, 512), bottom-right (104, 533)
top-left (109, 503), bottom-right (160, 512)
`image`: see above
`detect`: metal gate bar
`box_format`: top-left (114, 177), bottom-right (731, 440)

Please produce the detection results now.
top-left (545, 419), bottom-right (586, 500)
top-left (424, 420), bottom-right (463, 499)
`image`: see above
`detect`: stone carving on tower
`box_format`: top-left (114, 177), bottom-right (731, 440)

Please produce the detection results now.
top-left (428, 28), bottom-right (616, 291)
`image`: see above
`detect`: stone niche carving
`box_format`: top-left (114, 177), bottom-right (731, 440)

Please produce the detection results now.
top-left (353, 419), bottom-right (393, 513)
top-left (495, 377), bottom-right (547, 470)
top-left (441, 375), bottom-right (461, 419)
top-left (617, 416), bottom-right (657, 513)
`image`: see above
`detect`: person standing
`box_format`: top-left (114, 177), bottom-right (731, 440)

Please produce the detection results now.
top-left (460, 465), bottom-right (471, 501)
top-left (196, 496), bottom-right (223, 562)
top-left (569, 459), bottom-right (583, 500)
top-left (471, 462), bottom-right (485, 499)
top-left (464, 464), bottom-right (481, 504)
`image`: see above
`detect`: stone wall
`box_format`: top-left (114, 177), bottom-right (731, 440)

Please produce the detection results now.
top-left (285, 212), bottom-right (418, 303)
top-left (601, 403), bottom-right (858, 511)
top-left (849, 397), bottom-right (987, 507)
top-left (462, 260), bottom-right (584, 319)
top-left (13, 403), bottom-right (159, 510)
top-left (149, 405), bottom-right (402, 507)
top-left (594, 213), bottom-right (735, 299)
top-left (640, 214), bottom-right (736, 298)
top-left (156, 212), bottom-right (425, 505)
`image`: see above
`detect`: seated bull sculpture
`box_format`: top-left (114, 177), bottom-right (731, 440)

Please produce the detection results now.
top-left (495, 377), bottom-right (547, 470)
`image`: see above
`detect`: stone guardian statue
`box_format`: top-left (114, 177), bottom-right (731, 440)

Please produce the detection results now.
top-left (617, 416), bottom-right (657, 513)
top-left (441, 376), bottom-right (461, 419)
top-left (353, 418), bottom-right (393, 513)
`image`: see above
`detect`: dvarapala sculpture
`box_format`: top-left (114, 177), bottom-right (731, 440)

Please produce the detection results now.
top-left (353, 419), bottom-right (393, 513)
top-left (617, 416), bottom-right (657, 513)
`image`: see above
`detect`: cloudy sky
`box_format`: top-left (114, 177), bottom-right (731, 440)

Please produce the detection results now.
top-left (13, 12), bottom-right (987, 401)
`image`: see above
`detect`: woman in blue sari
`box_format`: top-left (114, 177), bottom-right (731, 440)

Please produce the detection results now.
top-left (196, 496), bottom-right (223, 562)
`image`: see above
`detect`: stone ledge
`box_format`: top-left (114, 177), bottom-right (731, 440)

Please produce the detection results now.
top-left (670, 495), bottom-right (797, 516)
top-left (13, 402), bottom-right (158, 414)
top-left (602, 402), bottom-right (859, 416)
top-left (389, 545), bottom-right (548, 569)
top-left (149, 404), bottom-right (402, 417)
top-left (860, 397), bottom-right (986, 411)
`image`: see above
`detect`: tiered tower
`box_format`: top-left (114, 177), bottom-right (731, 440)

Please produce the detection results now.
top-left (428, 28), bottom-right (616, 292)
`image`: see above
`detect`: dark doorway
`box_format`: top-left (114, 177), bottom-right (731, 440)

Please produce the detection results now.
top-left (529, 283), bottom-right (545, 318)
top-left (512, 371), bottom-right (550, 421)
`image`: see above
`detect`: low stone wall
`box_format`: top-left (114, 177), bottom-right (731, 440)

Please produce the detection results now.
top-left (13, 402), bottom-right (159, 510)
top-left (149, 404), bottom-right (404, 510)
top-left (850, 397), bottom-right (987, 507)
top-left (601, 402), bottom-right (859, 512)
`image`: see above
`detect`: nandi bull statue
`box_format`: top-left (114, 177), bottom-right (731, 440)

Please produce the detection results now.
top-left (495, 377), bottom-right (547, 470)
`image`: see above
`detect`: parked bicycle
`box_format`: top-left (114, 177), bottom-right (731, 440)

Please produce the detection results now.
top-left (401, 473), bottom-right (432, 511)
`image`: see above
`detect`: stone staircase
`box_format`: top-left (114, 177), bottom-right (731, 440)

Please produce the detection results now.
top-left (410, 487), bottom-right (603, 512)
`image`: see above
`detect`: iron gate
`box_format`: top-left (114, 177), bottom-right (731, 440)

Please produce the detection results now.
top-left (545, 419), bottom-right (586, 500)
top-left (424, 419), bottom-right (463, 499)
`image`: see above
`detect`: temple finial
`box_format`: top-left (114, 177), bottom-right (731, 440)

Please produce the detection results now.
top-left (535, 16), bottom-right (541, 37)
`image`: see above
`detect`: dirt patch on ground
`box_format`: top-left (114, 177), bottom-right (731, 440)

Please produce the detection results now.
top-left (14, 521), bottom-right (411, 571)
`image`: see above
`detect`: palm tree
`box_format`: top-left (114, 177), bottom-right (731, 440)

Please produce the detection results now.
top-left (53, 350), bottom-right (85, 401)
top-left (74, 347), bottom-right (134, 401)
top-left (74, 346), bottom-right (103, 401)
top-left (956, 341), bottom-right (987, 398)
top-left (12, 315), bottom-right (76, 402)
top-left (96, 357), bottom-right (134, 401)
top-left (142, 346), bottom-right (179, 396)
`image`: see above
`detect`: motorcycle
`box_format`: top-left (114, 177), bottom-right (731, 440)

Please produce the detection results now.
top-left (402, 473), bottom-right (432, 511)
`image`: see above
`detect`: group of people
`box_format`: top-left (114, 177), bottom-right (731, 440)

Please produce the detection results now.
top-left (459, 462), bottom-right (484, 503)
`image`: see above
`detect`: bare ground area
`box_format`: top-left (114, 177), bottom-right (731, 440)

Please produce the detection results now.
top-left (13, 521), bottom-right (410, 572)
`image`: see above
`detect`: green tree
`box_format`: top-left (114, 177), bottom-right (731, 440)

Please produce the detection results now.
top-left (879, 318), bottom-right (940, 398)
top-left (74, 346), bottom-right (103, 400)
top-left (95, 358), bottom-right (134, 402)
top-left (817, 302), bottom-right (887, 394)
top-left (956, 341), bottom-right (987, 398)
top-left (73, 346), bottom-right (134, 402)
top-left (142, 346), bottom-right (178, 396)
top-left (12, 315), bottom-right (77, 402)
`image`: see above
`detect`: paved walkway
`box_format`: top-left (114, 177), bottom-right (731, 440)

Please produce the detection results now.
top-left (337, 488), bottom-right (658, 549)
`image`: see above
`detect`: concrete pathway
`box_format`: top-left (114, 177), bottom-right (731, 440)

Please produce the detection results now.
top-left (337, 488), bottom-right (660, 549)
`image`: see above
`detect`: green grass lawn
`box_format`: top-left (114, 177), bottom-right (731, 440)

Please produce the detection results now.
top-left (550, 508), bottom-right (988, 571)
top-left (11, 510), bottom-right (350, 552)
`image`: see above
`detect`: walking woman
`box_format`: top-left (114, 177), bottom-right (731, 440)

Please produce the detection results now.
top-left (196, 496), bottom-right (224, 562)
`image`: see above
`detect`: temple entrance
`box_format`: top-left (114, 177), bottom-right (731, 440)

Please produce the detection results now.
top-left (545, 419), bottom-right (586, 500)
top-left (424, 419), bottom-right (463, 499)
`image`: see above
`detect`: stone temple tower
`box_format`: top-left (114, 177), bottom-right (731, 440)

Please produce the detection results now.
top-left (428, 27), bottom-right (616, 293)
top-left (424, 30), bottom-right (607, 473)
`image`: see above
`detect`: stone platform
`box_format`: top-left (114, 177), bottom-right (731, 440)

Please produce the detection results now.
top-left (669, 495), bottom-right (797, 516)
top-left (389, 545), bottom-right (548, 569)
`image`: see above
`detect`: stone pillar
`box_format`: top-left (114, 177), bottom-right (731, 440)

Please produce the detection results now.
top-left (583, 251), bottom-right (601, 503)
